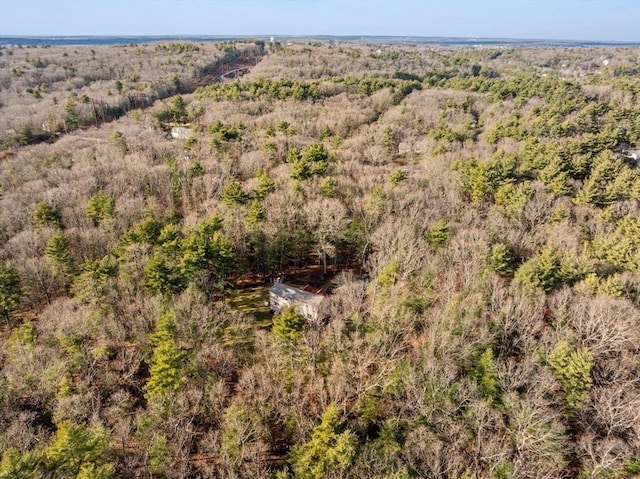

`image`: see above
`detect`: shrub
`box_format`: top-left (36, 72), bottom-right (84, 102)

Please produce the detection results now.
top-left (108, 131), bottom-right (128, 156)
top-left (471, 347), bottom-right (501, 405)
top-left (319, 177), bottom-right (336, 197)
top-left (426, 218), bottom-right (449, 250)
top-left (389, 170), bottom-right (406, 186)
top-left (378, 259), bottom-right (398, 288)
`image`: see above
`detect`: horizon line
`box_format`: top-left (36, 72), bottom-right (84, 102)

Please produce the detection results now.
top-left (2, 34), bottom-right (640, 46)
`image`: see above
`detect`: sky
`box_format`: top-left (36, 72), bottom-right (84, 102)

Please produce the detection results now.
top-left (1, 0), bottom-right (639, 42)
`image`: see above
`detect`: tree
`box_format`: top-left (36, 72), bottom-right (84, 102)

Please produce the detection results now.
top-left (506, 399), bottom-right (567, 478)
top-left (588, 215), bottom-right (640, 273)
top-left (44, 421), bottom-right (113, 478)
top-left (277, 120), bottom-right (291, 134)
top-left (0, 449), bottom-right (43, 479)
top-left (221, 181), bottom-right (249, 205)
top-left (171, 95), bottom-right (187, 123)
top-left (254, 169), bottom-right (276, 200)
top-left (64, 94), bottom-right (80, 130)
top-left (109, 130), bottom-right (128, 156)
top-left (382, 126), bottom-right (396, 155)
top-left (179, 228), bottom-right (235, 293)
top-left (246, 199), bottom-right (266, 225)
top-left (426, 218), bottom-right (449, 250)
top-left (547, 340), bottom-right (593, 411)
top-left (144, 250), bottom-right (185, 296)
top-left (319, 125), bottom-right (332, 140)
top-left (305, 197), bottom-right (347, 274)
top-left (18, 124), bottom-right (34, 145)
top-left (488, 243), bottom-right (517, 277)
top-left (272, 306), bottom-right (306, 343)
top-left (32, 201), bottom-right (62, 229)
top-left (0, 262), bottom-right (22, 320)
top-left (144, 311), bottom-right (185, 406)
top-left (515, 244), bottom-right (566, 292)
top-left (493, 182), bottom-right (534, 222)
top-left (289, 404), bottom-right (357, 479)
top-left (452, 152), bottom-right (518, 204)
top-left (45, 231), bottom-right (75, 277)
top-left (302, 142), bottom-right (328, 163)
top-left (220, 403), bottom-right (263, 473)
top-left (575, 153), bottom-right (629, 207)
top-left (71, 256), bottom-right (117, 308)
top-left (153, 95), bottom-right (188, 125)
top-left (291, 142), bottom-right (329, 180)
top-left (86, 191), bottom-right (115, 225)
top-left (125, 215), bottom-right (163, 245)
top-left (0, 422), bottom-right (113, 479)
top-left (471, 347), bottom-right (501, 405)
top-left (319, 177), bottom-right (336, 197)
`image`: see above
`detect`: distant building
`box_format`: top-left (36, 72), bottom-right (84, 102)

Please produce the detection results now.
top-left (171, 126), bottom-right (192, 139)
top-left (269, 282), bottom-right (325, 322)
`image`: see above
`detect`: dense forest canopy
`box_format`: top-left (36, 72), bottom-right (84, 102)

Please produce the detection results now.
top-left (1, 40), bottom-right (640, 478)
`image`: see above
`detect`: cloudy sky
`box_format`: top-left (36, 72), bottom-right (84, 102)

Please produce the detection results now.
top-left (1, 0), bottom-right (638, 42)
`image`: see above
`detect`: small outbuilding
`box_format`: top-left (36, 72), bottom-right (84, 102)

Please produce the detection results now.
top-left (269, 282), bottom-right (324, 322)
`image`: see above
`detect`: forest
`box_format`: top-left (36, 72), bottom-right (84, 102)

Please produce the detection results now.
top-left (1, 39), bottom-right (640, 478)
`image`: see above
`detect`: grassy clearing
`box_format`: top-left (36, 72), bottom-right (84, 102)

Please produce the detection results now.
top-left (226, 285), bottom-right (272, 325)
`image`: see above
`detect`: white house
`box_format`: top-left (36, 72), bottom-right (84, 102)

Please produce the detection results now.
top-left (269, 282), bottom-right (324, 322)
top-left (171, 127), bottom-right (192, 139)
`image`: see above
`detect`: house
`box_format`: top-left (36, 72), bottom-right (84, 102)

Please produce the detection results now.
top-left (269, 282), bottom-right (325, 322)
top-left (171, 126), bottom-right (192, 139)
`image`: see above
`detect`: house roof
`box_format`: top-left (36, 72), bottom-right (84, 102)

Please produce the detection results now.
top-left (270, 282), bottom-right (324, 308)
